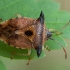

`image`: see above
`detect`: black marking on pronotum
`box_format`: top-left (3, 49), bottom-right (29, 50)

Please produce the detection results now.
top-left (25, 30), bottom-right (33, 36)
top-left (35, 11), bottom-right (44, 57)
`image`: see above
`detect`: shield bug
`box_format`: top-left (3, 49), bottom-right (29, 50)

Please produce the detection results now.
top-left (0, 11), bottom-right (68, 65)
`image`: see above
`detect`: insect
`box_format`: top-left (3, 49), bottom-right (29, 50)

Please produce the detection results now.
top-left (0, 11), bottom-right (69, 65)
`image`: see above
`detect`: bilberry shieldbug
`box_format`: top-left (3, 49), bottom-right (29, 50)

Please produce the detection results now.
top-left (0, 11), bottom-right (69, 65)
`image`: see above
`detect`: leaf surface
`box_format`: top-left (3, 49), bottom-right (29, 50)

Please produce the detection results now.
top-left (0, 60), bottom-right (7, 70)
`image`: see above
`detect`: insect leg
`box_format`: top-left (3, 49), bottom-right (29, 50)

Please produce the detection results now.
top-left (21, 48), bottom-right (31, 56)
top-left (43, 45), bottom-right (50, 51)
top-left (46, 46), bottom-right (50, 51)
top-left (26, 58), bottom-right (31, 65)
top-left (28, 48), bottom-right (31, 55)
top-left (18, 48), bottom-right (31, 56)
top-left (16, 14), bottom-right (22, 18)
top-left (10, 52), bottom-right (15, 59)
top-left (10, 48), bottom-right (31, 59)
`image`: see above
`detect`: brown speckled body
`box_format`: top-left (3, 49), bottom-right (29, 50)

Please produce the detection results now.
top-left (0, 17), bottom-right (47, 49)
top-left (0, 11), bottom-right (67, 64)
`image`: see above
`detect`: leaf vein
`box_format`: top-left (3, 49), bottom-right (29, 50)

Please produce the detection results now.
top-left (0, 0), bottom-right (21, 11)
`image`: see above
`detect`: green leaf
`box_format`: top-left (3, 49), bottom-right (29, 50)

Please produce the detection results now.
top-left (0, 60), bottom-right (7, 70)
top-left (0, 0), bottom-right (60, 20)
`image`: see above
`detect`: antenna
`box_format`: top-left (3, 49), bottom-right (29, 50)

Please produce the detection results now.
top-left (49, 20), bottom-right (70, 35)
top-left (50, 37), bottom-right (67, 59)
top-left (59, 20), bottom-right (70, 30)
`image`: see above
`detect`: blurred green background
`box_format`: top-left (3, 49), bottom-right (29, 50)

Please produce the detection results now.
top-left (0, 0), bottom-right (70, 70)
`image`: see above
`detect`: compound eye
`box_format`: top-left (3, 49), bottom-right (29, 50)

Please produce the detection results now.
top-left (47, 31), bottom-right (52, 39)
